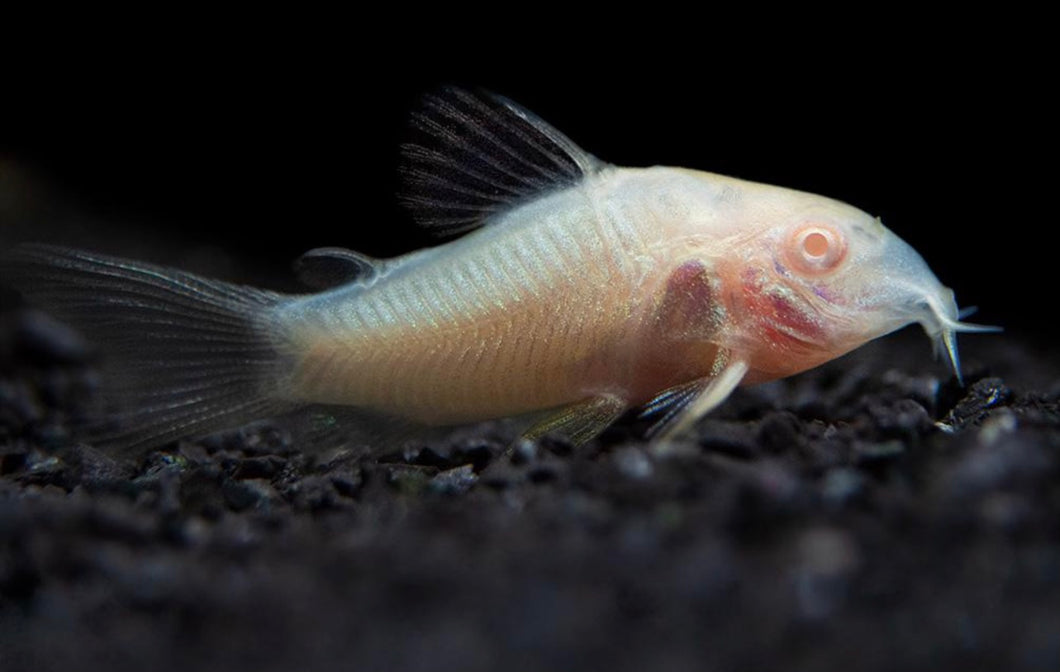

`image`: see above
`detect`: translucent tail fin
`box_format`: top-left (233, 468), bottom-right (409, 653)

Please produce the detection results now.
top-left (2, 244), bottom-right (296, 454)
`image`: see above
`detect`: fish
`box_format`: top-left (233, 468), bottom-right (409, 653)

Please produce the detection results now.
top-left (1, 88), bottom-right (998, 453)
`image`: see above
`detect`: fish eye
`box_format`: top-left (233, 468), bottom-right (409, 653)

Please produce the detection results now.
top-left (786, 224), bottom-right (846, 275)
top-left (802, 231), bottom-right (830, 257)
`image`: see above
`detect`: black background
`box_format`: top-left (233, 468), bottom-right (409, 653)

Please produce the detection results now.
top-left (2, 22), bottom-right (1059, 672)
top-left (0, 26), bottom-right (1049, 341)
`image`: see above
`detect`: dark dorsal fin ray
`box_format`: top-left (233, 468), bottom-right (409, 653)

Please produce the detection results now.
top-left (293, 247), bottom-right (382, 290)
top-left (400, 88), bottom-right (605, 236)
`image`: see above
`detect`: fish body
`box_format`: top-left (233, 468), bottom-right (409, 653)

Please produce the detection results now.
top-left (285, 166), bottom-right (704, 423)
top-left (2, 90), bottom-right (996, 452)
top-left (285, 168), bottom-right (846, 419)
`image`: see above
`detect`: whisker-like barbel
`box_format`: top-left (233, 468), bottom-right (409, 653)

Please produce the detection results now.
top-left (933, 311), bottom-right (1002, 386)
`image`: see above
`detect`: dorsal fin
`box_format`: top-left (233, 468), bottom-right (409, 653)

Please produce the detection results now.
top-left (400, 88), bottom-right (605, 236)
top-left (293, 247), bottom-right (382, 290)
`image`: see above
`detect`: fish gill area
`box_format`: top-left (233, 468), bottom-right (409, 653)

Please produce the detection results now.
top-left (2, 296), bottom-right (1059, 671)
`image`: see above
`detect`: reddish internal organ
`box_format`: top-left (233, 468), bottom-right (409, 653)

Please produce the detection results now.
top-left (624, 260), bottom-right (723, 401)
top-left (656, 260), bottom-right (718, 335)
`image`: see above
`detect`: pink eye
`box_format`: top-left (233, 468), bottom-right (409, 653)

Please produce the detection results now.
top-left (802, 231), bottom-right (829, 258)
top-left (787, 225), bottom-right (846, 275)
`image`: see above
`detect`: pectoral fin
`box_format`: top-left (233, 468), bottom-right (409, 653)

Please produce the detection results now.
top-left (642, 357), bottom-right (750, 441)
top-left (522, 394), bottom-right (628, 446)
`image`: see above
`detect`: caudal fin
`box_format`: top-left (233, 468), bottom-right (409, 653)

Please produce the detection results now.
top-left (2, 244), bottom-right (296, 453)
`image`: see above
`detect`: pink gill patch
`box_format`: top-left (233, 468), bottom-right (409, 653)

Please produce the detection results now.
top-left (740, 268), bottom-right (823, 344)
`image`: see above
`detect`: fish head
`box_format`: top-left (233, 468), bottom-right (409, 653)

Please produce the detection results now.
top-left (717, 194), bottom-right (996, 384)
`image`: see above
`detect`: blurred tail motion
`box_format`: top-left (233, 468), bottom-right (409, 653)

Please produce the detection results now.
top-left (2, 245), bottom-right (297, 454)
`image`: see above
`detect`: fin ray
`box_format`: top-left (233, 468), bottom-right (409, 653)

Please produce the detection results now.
top-left (522, 394), bottom-right (628, 447)
top-left (401, 87), bottom-right (605, 236)
top-left (645, 358), bottom-right (750, 441)
top-left (2, 244), bottom-right (297, 454)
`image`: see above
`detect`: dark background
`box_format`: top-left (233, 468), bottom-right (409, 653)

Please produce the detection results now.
top-left (3, 23), bottom-right (1060, 672)
top-left (0, 31), bottom-right (1049, 342)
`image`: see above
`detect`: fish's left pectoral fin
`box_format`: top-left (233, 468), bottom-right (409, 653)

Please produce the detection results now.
top-left (642, 358), bottom-right (750, 442)
top-left (522, 394), bottom-right (629, 447)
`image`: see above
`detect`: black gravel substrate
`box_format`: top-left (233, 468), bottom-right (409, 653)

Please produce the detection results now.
top-left (2, 297), bottom-right (1059, 671)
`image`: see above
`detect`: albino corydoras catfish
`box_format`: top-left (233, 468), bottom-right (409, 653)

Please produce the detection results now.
top-left (2, 89), bottom-right (996, 453)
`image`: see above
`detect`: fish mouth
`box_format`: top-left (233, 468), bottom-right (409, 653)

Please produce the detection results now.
top-left (915, 287), bottom-right (1001, 385)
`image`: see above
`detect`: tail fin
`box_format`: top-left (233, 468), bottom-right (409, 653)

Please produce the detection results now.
top-left (2, 244), bottom-right (296, 454)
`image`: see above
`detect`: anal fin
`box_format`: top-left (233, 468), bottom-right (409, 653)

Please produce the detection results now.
top-left (522, 394), bottom-right (628, 446)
